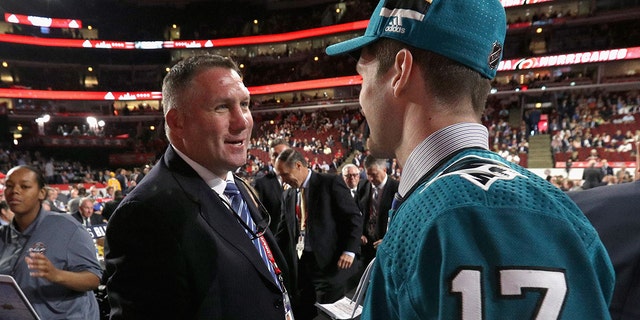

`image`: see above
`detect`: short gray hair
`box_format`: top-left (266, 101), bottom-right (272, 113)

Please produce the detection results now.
top-left (342, 163), bottom-right (359, 176)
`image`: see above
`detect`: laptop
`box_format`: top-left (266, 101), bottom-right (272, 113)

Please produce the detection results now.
top-left (0, 275), bottom-right (41, 320)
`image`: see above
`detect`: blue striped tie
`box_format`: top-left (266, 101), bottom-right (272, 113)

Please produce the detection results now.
top-left (391, 192), bottom-right (403, 210)
top-left (224, 180), bottom-right (280, 286)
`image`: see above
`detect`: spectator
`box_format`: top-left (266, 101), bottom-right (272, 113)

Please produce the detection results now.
top-left (341, 163), bottom-right (362, 201)
top-left (71, 197), bottom-right (106, 227)
top-left (0, 200), bottom-right (13, 225)
top-left (274, 148), bottom-right (362, 319)
top-left (358, 156), bottom-right (398, 268)
top-left (582, 160), bottom-right (605, 189)
top-left (0, 165), bottom-right (102, 319)
top-left (101, 190), bottom-right (123, 221)
top-left (253, 138), bottom-right (290, 234)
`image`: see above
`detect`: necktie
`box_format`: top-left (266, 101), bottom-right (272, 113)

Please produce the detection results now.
top-left (224, 180), bottom-right (279, 286)
top-left (298, 187), bottom-right (307, 231)
top-left (368, 186), bottom-right (379, 239)
top-left (84, 217), bottom-right (90, 227)
top-left (391, 192), bottom-right (403, 210)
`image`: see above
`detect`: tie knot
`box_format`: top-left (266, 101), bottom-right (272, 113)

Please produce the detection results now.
top-left (224, 180), bottom-right (240, 196)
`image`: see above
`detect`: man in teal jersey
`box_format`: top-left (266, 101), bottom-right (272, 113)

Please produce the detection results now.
top-left (326, 0), bottom-right (614, 319)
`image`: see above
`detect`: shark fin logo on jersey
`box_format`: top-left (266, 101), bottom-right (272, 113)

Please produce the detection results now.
top-left (431, 155), bottom-right (525, 191)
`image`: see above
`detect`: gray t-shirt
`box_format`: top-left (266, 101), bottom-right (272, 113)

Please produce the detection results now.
top-left (0, 209), bottom-right (102, 320)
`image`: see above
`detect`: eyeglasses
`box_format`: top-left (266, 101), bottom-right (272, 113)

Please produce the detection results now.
top-left (345, 174), bottom-right (359, 178)
top-left (231, 205), bottom-right (270, 240)
top-left (220, 177), bottom-right (271, 240)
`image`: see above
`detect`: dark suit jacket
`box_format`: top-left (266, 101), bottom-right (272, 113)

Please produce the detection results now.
top-left (275, 171), bottom-right (362, 290)
top-left (105, 146), bottom-right (289, 320)
top-left (582, 167), bottom-right (605, 189)
top-left (101, 198), bottom-right (123, 221)
top-left (569, 181), bottom-right (640, 320)
top-left (357, 177), bottom-right (399, 243)
top-left (71, 211), bottom-right (106, 226)
top-left (253, 171), bottom-right (284, 235)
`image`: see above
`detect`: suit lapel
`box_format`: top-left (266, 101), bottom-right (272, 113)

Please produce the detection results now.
top-left (164, 147), bottom-right (280, 289)
top-left (306, 172), bottom-right (320, 220)
top-left (283, 188), bottom-right (298, 239)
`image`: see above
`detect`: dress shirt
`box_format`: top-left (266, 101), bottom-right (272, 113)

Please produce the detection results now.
top-left (399, 123), bottom-right (488, 197)
top-left (173, 145), bottom-right (226, 195)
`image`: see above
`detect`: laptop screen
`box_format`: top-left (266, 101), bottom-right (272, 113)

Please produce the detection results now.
top-left (0, 275), bottom-right (41, 320)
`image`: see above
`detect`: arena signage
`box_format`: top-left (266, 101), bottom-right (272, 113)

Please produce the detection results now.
top-left (5, 13), bottom-right (82, 29)
top-left (498, 47), bottom-right (640, 71)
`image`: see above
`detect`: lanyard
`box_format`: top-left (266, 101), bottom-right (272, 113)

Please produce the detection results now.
top-left (258, 235), bottom-right (282, 277)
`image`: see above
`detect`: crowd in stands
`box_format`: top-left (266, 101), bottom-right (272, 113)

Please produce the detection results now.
top-left (483, 96), bottom-right (531, 167)
top-left (549, 89), bottom-right (640, 162)
top-left (2, 0), bottom-right (640, 93)
top-left (3, 87), bottom-right (640, 200)
top-left (243, 107), bottom-right (366, 180)
top-left (0, 107), bottom-right (367, 186)
top-left (2, 0), bottom-right (375, 41)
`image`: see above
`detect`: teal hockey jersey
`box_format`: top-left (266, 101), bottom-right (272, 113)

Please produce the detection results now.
top-left (362, 149), bottom-right (614, 320)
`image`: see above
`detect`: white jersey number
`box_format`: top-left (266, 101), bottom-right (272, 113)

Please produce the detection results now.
top-left (450, 268), bottom-right (567, 320)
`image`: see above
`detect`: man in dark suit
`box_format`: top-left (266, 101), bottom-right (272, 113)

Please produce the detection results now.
top-left (275, 148), bottom-right (362, 319)
top-left (341, 163), bottom-right (362, 205)
top-left (71, 197), bottom-right (106, 226)
top-left (357, 156), bottom-right (398, 267)
top-left (582, 159), bottom-right (605, 189)
top-left (569, 179), bottom-right (640, 319)
top-left (115, 168), bottom-right (128, 194)
top-left (101, 190), bottom-right (123, 221)
top-left (105, 55), bottom-right (291, 320)
top-left (253, 138), bottom-right (289, 234)
top-left (601, 159), bottom-right (614, 176)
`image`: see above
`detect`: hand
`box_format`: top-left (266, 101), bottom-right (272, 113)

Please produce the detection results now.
top-left (25, 252), bottom-right (60, 282)
top-left (25, 252), bottom-right (100, 292)
top-left (372, 239), bottom-right (383, 249)
top-left (337, 253), bottom-right (354, 269)
top-left (360, 235), bottom-right (368, 245)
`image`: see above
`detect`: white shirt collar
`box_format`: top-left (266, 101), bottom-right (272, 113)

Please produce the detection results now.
top-left (374, 175), bottom-right (388, 190)
top-left (300, 169), bottom-right (312, 189)
top-left (172, 145), bottom-right (228, 196)
top-left (399, 123), bottom-right (488, 197)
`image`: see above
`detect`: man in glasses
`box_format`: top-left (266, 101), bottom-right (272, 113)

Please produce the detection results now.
top-left (341, 164), bottom-right (362, 203)
top-left (105, 54), bottom-right (292, 320)
top-left (253, 138), bottom-right (290, 234)
top-left (275, 148), bottom-right (362, 319)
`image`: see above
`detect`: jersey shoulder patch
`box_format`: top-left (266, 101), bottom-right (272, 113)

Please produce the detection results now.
top-left (428, 155), bottom-right (525, 191)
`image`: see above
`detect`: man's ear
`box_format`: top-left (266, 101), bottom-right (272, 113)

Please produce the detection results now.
top-left (165, 108), bottom-right (184, 134)
top-left (392, 48), bottom-right (413, 97)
